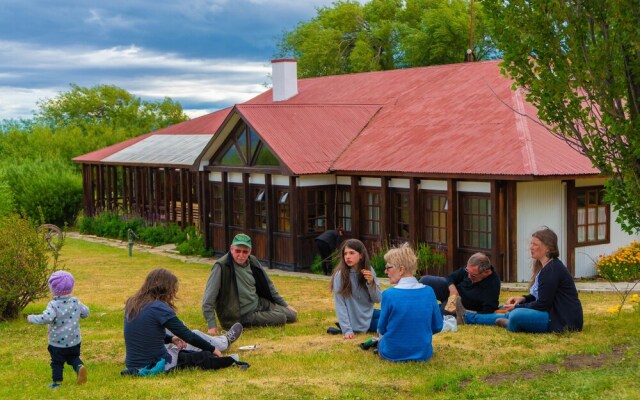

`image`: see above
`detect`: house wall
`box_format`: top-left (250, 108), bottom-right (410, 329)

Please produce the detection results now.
top-left (574, 178), bottom-right (640, 278)
top-left (516, 181), bottom-right (566, 282)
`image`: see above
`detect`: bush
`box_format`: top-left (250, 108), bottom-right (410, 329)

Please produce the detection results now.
top-left (2, 160), bottom-right (82, 227)
top-left (416, 242), bottom-right (446, 276)
top-left (596, 242), bottom-right (640, 282)
top-left (369, 241), bottom-right (390, 278)
top-left (175, 226), bottom-right (212, 257)
top-left (0, 214), bottom-right (61, 320)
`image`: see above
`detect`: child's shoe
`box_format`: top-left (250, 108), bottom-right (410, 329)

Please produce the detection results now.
top-left (76, 365), bottom-right (88, 384)
top-left (48, 382), bottom-right (61, 389)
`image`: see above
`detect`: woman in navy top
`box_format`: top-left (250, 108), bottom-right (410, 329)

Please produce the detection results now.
top-left (464, 227), bottom-right (583, 333)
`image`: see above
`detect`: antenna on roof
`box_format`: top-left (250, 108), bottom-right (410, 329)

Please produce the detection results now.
top-left (465, 0), bottom-right (475, 62)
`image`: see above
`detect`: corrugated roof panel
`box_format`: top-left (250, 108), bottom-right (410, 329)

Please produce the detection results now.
top-left (102, 135), bottom-right (213, 166)
top-left (236, 105), bottom-right (380, 174)
top-left (73, 107), bottom-right (231, 163)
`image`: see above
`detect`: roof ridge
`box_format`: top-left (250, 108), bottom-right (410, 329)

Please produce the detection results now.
top-left (329, 106), bottom-right (384, 171)
top-left (512, 88), bottom-right (538, 175)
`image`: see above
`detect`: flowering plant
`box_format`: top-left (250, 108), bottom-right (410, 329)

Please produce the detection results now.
top-left (596, 241), bottom-right (640, 282)
top-left (597, 242), bottom-right (640, 315)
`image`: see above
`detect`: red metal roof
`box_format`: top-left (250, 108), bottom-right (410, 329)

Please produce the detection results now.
top-left (246, 61), bottom-right (597, 176)
top-left (236, 104), bottom-right (380, 174)
top-left (75, 61), bottom-right (598, 177)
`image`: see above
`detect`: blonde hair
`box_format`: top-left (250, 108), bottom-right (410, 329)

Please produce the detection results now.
top-left (384, 243), bottom-right (417, 276)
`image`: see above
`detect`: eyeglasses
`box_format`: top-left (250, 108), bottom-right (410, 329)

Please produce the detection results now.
top-left (465, 267), bottom-right (482, 279)
top-left (384, 264), bottom-right (395, 271)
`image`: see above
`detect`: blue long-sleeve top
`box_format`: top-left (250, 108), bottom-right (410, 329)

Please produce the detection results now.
top-left (378, 277), bottom-right (443, 362)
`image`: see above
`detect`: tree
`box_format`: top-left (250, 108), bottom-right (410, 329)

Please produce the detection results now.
top-left (276, 0), bottom-right (496, 78)
top-left (484, 0), bottom-right (640, 234)
top-left (0, 214), bottom-right (60, 320)
top-left (34, 84), bottom-right (188, 138)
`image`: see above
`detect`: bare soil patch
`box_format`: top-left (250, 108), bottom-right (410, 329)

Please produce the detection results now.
top-left (470, 345), bottom-right (628, 386)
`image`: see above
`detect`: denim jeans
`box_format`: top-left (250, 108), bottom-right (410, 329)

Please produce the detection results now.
top-left (368, 309), bottom-right (381, 333)
top-left (465, 308), bottom-right (550, 333)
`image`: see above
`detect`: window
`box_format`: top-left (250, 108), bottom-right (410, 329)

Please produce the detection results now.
top-left (391, 190), bottom-right (409, 240)
top-left (576, 187), bottom-right (609, 245)
top-left (423, 191), bottom-right (447, 245)
top-left (305, 190), bottom-right (327, 233)
top-left (364, 190), bottom-right (381, 235)
top-left (336, 187), bottom-right (351, 232)
top-left (461, 194), bottom-right (491, 249)
top-left (253, 188), bottom-right (266, 229)
top-left (212, 183), bottom-right (223, 224)
top-left (213, 121), bottom-right (280, 167)
top-left (277, 189), bottom-right (290, 232)
top-left (231, 185), bottom-right (245, 227)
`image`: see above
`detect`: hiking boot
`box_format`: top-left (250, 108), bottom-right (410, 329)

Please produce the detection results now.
top-left (495, 318), bottom-right (509, 329)
top-left (225, 322), bottom-right (243, 345)
top-left (455, 296), bottom-right (466, 325)
top-left (76, 364), bottom-right (87, 384)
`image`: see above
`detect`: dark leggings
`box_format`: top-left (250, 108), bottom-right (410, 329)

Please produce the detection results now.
top-left (48, 344), bottom-right (83, 382)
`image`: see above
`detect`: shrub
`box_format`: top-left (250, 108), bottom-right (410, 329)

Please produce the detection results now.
top-left (176, 226), bottom-right (212, 257)
top-left (369, 241), bottom-right (390, 278)
top-left (596, 242), bottom-right (640, 282)
top-left (3, 160), bottom-right (82, 227)
top-left (0, 214), bottom-right (61, 320)
top-left (416, 242), bottom-right (446, 276)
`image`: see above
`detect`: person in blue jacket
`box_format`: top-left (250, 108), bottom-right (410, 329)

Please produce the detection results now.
top-left (461, 227), bottom-right (583, 333)
top-left (377, 243), bottom-right (443, 362)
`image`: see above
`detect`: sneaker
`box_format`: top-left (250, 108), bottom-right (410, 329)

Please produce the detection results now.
top-left (326, 327), bottom-right (342, 335)
top-left (49, 382), bottom-right (61, 389)
top-left (495, 318), bottom-right (509, 329)
top-left (455, 296), bottom-right (466, 326)
top-left (76, 365), bottom-right (87, 384)
top-left (225, 322), bottom-right (243, 345)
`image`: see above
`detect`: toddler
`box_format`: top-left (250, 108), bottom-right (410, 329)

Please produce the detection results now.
top-left (27, 270), bottom-right (90, 388)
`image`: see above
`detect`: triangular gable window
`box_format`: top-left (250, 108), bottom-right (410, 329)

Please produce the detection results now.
top-left (214, 121), bottom-right (280, 167)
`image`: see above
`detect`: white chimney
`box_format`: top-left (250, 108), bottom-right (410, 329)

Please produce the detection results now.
top-left (271, 59), bottom-right (298, 101)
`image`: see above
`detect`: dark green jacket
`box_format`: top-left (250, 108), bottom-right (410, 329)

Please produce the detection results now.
top-left (215, 253), bottom-right (274, 330)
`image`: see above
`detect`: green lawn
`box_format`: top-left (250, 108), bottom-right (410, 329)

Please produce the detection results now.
top-left (1, 238), bottom-right (638, 399)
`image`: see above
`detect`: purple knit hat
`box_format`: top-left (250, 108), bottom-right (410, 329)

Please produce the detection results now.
top-left (48, 270), bottom-right (75, 296)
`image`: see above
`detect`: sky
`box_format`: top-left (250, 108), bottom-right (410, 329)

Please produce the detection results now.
top-left (0, 0), bottom-right (363, 121)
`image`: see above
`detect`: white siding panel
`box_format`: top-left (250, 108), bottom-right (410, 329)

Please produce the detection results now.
top-left (516, 181), bottom-right (565, 282)
top-left (574, 210), bottom-right (640, 277)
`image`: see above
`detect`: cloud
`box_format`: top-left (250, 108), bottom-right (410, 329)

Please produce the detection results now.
top-left (0, 40), bottom-right (271, 120)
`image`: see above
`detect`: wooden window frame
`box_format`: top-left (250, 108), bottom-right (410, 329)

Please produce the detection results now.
top-left (460, 193), bottom-right (491, 250)
top-left (575, 186), bottom-right (610, 246)
top-left (336, 186), bottom-right (352, 232)
top-left (276, 189), bottom-right (290, 233)
top-left (230, 184), bottom-right (245, 227)
top-left (391, 189), bottom-right (410, 241)
top-left (253, 187), bottom-right (267, 230)
top-left (304, 189), bottom-right (327, 233)
top-left (363, 189), bottom-right (381, 236)
top-left (422, 190), bottom-right (448, 246)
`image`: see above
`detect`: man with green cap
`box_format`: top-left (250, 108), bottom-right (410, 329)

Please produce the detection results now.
top-left (202, 233), bottom-right (298, 334)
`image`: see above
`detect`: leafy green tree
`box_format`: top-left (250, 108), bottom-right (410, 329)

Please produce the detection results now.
top-left (276, 0), bottom-right (496, 77)
top-left (485, 0), bottom-right (640, 234)
top-left (0, 214), bottom-right (60, 320)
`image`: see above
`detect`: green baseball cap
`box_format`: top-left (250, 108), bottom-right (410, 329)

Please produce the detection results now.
top-left (231, 233), bottom-right (252, 248)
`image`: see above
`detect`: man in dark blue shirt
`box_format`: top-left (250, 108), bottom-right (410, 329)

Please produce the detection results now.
top-left (419, 252), bottom-right (501, 315)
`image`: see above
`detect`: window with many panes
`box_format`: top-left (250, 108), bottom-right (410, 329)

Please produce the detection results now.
top-left (213, 121), bottom-right (280, 167)
top-left (576, 187), bottom-right (609, 245)
top-left (305, 190), bottom-right (327, 232)
top-left (212, 183), bottom-right (223, 224)
top-left (336, 187), bottom-right (352, 231)
top-left (253, 187), bottom-right (267, 229)
top-left (231, 185), bottom-right (245, 227)
top-left (423, 191), bottom-right (447, 245)
top-left (461, 194), bottom-right (491, 249)
top-left (391, 190), bottom-right (410, 240)
top-left (277, 189), bottom-right (290, 232)
top-left (364, 190), bottom-right (381, 235)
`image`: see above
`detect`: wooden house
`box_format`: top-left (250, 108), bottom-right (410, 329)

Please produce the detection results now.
top-left (73, 60), bottom-right (640, 281)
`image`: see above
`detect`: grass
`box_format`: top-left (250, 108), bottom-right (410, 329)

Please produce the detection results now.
top-left (1, 237), bottom-right (639, 399)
